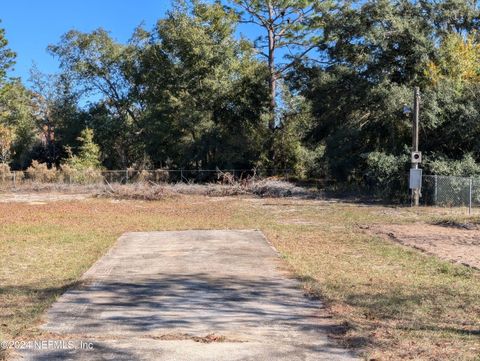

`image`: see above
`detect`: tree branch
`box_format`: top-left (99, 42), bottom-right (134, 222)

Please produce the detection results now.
top-left (277, 45), bottom-right (317, 75)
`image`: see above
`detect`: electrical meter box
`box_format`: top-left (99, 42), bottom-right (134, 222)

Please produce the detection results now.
top-left (409, 168), bottom-right (422, 189)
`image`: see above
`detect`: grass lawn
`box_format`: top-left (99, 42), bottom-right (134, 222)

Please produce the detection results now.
top-left (0, 195), bottom-right (479, 360)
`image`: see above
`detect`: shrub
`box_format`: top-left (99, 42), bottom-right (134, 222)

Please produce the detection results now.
top-left (136, 170), bottom-right (152, 183)
top-left (60, 164), bottom-right (103, 184)
top-left (154, 169), bottom-right (169, 183)
top-left (60, 128), bottom-right (103, 184)
top-left (0, 163), bottom-right (12, 182)
top-left (426, 154), bottom-right (480, 177)
top-left (65, 128), bottom-right (102, 170)
top-left (364, 151), bottom-right (409, 200)
top-left (26, 160), bottom-right (58, 182)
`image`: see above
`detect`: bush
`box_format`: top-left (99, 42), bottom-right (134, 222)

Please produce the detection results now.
top-left (136, 170), bottom-right (151, 183)
top-left (60, 128), bottom-right (104, 184)
top-left (134, 169), bottom-right (170, 183)
top-left (426, 154), bottom-right (480, 177)
top-left (154, 169), bottom-right (169, 183)
top-left (364, 151), bottom-right (409, 200)
top-left (0, 163), bottom-right (12, 182)
top-left (60, 164), bottom-right (103, 184)
top-left (26, 161), bottom-right (58, 182)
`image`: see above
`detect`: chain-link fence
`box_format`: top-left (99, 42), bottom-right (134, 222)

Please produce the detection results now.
top-left (0, 168), bottom-right (293, 191)
top-left (422, 175), bottom-right (479, 212)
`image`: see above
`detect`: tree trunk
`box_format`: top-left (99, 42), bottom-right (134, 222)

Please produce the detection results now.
top-left (268, 63), bottom-right (276, 131)
top-left (267, 1), bottom-right (276, 131)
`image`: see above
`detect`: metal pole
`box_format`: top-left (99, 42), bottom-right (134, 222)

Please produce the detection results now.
top-left (469, 178), bottom-right (472, 215)
top-left (412, 87), bottom-right (421, 206)
top-left (434, 175), bottom-right (438, 205)
top-left (13, 171), bottom-right (16, 189)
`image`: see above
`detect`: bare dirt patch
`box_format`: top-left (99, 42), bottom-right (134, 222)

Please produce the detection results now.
top-left (0, 192), bottom-right (88, 204)
top-left (369, 223), bottom-right (480, 269)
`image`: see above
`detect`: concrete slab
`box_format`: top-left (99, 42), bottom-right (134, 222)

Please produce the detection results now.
top-left (14, 230), bottom-right (357, 360)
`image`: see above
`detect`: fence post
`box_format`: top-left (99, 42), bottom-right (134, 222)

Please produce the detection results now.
top-left (180, 169), bottom-right (183, 182)
top-left (469, 178), bottom-right (473, 215)
top-left (125, 169), bottom-right (129, 183)
top-left (12, 171), bottom-right (16, 189)
top-left (434, 175), bottom-right (438, 205)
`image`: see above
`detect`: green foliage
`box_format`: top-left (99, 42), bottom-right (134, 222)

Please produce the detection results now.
top-left (64, 128), bottom-right (102, 170)
top-left (365, 152), bottom-right (399, 183)
top-left (48, 1), bottom-right (272, 170)
top-left (135, 0), bottom-right (270, 169)
top-left (227, 0), bottom-right (326, 164)
top-left (0, 21), bottom-right (15, 83)
top-left (0, 124), bottom-right (13, 163)
top-left (2, 82), bottom-right (37, 169)
top-left (426, 154), bottom-right (480, 177)
top-left (266, 85), bottom-right (315, 175)
top-left (365, 151), bottom-right (409, 198)
top-left (0, 23), bottom-right (36, 169)
top-left (61, 128), bottom-right (103, 184)
top-left (425, 32), bottom-right (480, 90)
top-left (49, 28), bottom-right (143, 168)
top-left (295, 0), bottom-right (480, 192)
top-left (2, 0), bottom-right (480, 196)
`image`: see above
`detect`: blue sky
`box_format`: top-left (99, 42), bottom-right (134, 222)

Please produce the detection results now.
top-left (2, 0), bottom-right (170, 82)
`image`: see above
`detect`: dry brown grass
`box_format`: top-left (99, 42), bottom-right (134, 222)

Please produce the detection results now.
top-left (0, 196), bottom-right (479, 360)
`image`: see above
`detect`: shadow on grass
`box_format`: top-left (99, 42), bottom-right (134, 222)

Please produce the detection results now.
top-left (298, 274), bottom-right (479, 351)
top-left (342, 287), bottom-right (480, 339)
top-left (0, 281), bottom-right (81, 336)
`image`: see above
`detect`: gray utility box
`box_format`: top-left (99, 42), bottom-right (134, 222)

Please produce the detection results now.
top-left (409, 168), bottom-right (422, 189)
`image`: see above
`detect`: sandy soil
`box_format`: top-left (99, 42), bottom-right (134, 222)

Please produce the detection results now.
top-left (370, 223), bottom-right (480, 269)
top-left (0, 192), bottom-right (89, 204)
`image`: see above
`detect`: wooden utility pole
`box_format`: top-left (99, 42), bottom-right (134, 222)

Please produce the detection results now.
top-left (412, 87), bottom-right (421, 206)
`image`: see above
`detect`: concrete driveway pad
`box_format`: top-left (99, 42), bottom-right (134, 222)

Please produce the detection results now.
top-left (15, 230), bottom-right (356, 360)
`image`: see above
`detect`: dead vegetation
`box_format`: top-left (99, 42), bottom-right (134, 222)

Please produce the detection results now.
top-left (0, 168), bottom-right (322, 200)
top-left (97, 178), bottom-right (321, 200)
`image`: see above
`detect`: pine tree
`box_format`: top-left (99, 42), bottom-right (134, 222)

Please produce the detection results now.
top-left (65, 128), bottom-right (102, 170)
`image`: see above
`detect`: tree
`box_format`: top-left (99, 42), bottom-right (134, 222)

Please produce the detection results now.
top-left (226, 0), bottom-right (325, 131)
top-left (424, 32), bottom-right (480, 89)
top-left (293, 0), bottom-right (480, 186)
top-left (0, 124), bottom-right (13, 164)
top-left (0, 22), bottom-right (17, 166)
top-left (28, 67), bottom-right (85, 166)
top-left (136, 0), bottom-right (269, 169)
top-left (0, 21), bottom-right (15, 84)
top-left (0, 24), bottom-right (37, 169)
top-left (48, 29), bottom-right (144, 167)
top-left (64, 128), bottom-right (102, 170)
top-left (0, 80), bottom-right (37, 169)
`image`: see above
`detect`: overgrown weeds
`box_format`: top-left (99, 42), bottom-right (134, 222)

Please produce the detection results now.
top-left (97, 178), bottom-right (321, 200)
